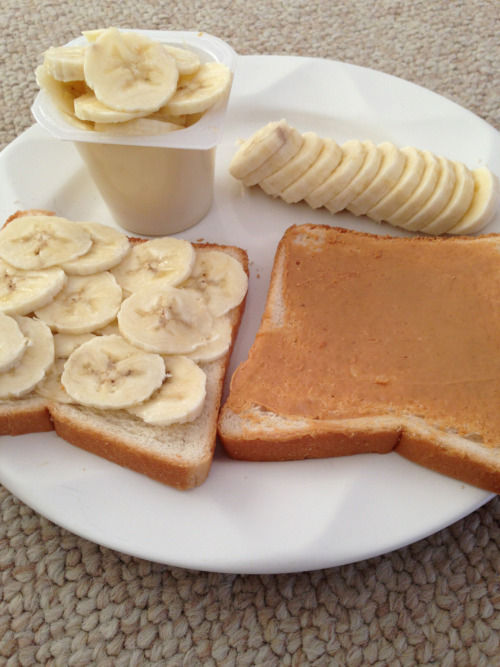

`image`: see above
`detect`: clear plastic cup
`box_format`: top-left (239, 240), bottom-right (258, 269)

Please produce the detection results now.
top-left (32, 30), bottom-right (238, 236)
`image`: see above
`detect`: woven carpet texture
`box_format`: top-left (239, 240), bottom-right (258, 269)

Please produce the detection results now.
top-left (1, 1), bottom-right (500, 665)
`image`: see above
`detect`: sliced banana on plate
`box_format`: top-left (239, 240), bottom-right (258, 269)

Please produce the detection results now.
top-left (61, 334), bottom-right (166, 409)
top-left (229, 120), bottom-right (297, 182)
top-left (401, 156), bottom-right (456, 232)
top-left (259, 131), bottom-right (324, 197)
top-left (419, 160), bottom-right (475, 235)
top-left (0, 215), bottom-right (92, 270)
top-left (181, 249), bottom-right (248, 317)
top-left (347, 142), bottom-right (407, 216)
top-left (0, 311), bottom-right (28, 374)
top-left (306, 139), bottom-right (367, 210)
top-left (242, 127), bottom-right (304, 187)
top-left (367, 146), bottom-right (425, 223)
top-left (0, 316), bottom-right (54, 399)
top-left (325, 140), bottom-right (383, 214)
top-left (128, 354), bottom-right (206, 425)
top-left (449, 167), bottom-right (500, 235)
top-left (0, 258), bottom-right (66, 316)
top-left (386, 149), bottom-right (441, 227)
top-left (118, 284), bottom-right (215, 355)
top-left (229, 119), bottom-right (499, 235)
top-left (34, 272), bottom-right (122, 334)
top-left (280, 137), bottom-right (343, 204)
top-left (60, 222), bottom-right (130, 275)
top-left (111, 237), bottom-right (195, 293)
top-left (84, 27), bottom-right (179, 114)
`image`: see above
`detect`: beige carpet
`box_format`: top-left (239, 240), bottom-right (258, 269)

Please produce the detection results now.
top-left (1, 1), bottom-right (500, 665)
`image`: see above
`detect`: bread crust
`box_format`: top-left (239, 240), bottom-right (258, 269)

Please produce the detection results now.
top-left (50, 404), bottom-right (216, 490)
top-left (0, 398), bottom-right (53, 436)
top-left (0, 210), bottom-right (248, 489)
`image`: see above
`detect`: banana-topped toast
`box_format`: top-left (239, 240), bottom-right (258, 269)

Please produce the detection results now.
top-left (0, 211), bottom-right (248, 490)
top-left (218, 224), bottom-right (500, 494)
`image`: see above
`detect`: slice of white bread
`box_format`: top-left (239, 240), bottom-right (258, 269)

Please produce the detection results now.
top-left (218, 224), bottom-right (500, 493)
top-left (0, 210), bottom-right (248, 489)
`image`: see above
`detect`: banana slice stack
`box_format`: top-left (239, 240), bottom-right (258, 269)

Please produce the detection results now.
top-left (36, 27), bottom-right (232, 135)
top-left (230, 120), bottom-right (499, 235)
top-left (0, 213), bottom-right (248, 426)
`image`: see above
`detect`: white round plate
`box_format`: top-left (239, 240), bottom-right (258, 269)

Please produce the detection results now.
top-left (0, 56), bottom-right (497, 574)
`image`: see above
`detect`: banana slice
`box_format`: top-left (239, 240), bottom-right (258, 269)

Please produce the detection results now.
top-left (259, 132), bottom-right (324, 197)
top-left (35, 65), bottom-right (92, 130)
top-left (74, 92), bottom-right (148, 123)
top-left (54, 332), bottom-right (97, 358)
top-left (0, 316), bottom-right (54, 399)
top-left (94, 118), bottom-right (184, 135)
top-left (83, 29), bottom-right (105, 42)
top-left (111, 238), bottom-right (195, 293)
top-left (279, 137), bottom-right (343, 204)
top-left (0, 215), bottom-right (92, 270)
top-left (386, 150), bottom-right (441, 227)
top-left (84, 27), bottom-right (179, 113)
top-left (118, 285), bottom-right (214, 355)
top-left (0, 312), bottom-right (28, 374)
top-left (163, 44), bottom-right (200, 76)
top-left (34, 272), bottom-right (122, 334)
top-left (347, 142), bottom-right (407, 216)
top-left (367, 146), bottom-right (425, 223)
top-left (0, 259), bottom-right (66, 316)
top-left (401, 156), bottom-right (456, 231)
top-left (61, 334), bottom-right (166, 409)
top-left (95, 320), bottom-right (120, 336)
top-left (60, 222), bottom-right (130, 275)
top-left (448, 167), bottom-right (500, 235)
top-left (305, 140), bottom-right (367, 209)
top-left (127, 355), bottom-right (206, 425)
top-left (181, 249), bottom-right (248, 317)
top-left (242, 128), bottom-right (304, 187)
top-left (163, 62), bottom-right (231, 116)
top-left (36, 333), bottom-right (96, 404)
top-left (36, 357), bottom-right (70, 403)
top-left (148, 107), bottom-right (191, 125)
top-left (325, 140), bottom-right (383, 214)
top-left (43, 46), bottom-right (86, 82)
top-left (186, 315), bottom-right (232, 362)
top-left (229, 120), bottom-right (295, 181)
top-left (419, 161), bottom-right (475, 235)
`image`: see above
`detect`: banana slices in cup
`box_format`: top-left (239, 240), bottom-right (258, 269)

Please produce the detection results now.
top-left (35, 27), bottom-right (233, 135)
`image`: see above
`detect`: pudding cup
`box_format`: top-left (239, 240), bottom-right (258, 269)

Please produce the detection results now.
top-left (32, 30), bottom-right (237, 236)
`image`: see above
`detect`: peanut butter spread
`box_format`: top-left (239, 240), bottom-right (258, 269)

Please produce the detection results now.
top-left (228, 225), bottom-right (500, 445)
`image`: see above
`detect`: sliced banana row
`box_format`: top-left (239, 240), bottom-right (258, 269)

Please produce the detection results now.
top-left (229, 120), bottom-right (499, 236)
top-left (0, 213), bottom-right (248, 425)
top-left (36, 27), bottom-right (232, 136)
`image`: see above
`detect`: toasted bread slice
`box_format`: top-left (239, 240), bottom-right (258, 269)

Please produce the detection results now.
top-left (0, 211), bottom-right (248, 489)
top-left (218, 224), bottom-right (500, 493)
